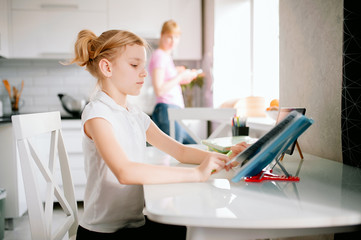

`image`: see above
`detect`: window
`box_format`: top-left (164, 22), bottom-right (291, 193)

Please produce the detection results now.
top-left (213, 0), bottom-right (279, 109)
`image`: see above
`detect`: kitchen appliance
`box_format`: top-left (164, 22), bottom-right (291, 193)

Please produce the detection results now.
top-left (58, 94), bottom-right (87, 118)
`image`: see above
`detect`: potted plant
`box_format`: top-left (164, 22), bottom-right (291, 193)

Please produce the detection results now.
top-left (181, 73), bottom-right (204, 107)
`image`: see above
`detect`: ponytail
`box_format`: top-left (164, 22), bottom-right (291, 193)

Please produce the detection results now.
top-left (72, 30), bottom-right (97, 67)
top-left (66, 29), bottom-right (148, 80)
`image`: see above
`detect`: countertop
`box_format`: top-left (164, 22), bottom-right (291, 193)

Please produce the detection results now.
top-left (0, 114), bottom-right (80, 124)
top-left (0, 116), bottom-right (11, 124)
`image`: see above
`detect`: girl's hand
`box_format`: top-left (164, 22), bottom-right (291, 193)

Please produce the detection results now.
top-left (229, 142), bottom-right (249, 159)
top-left (227, 142), bottom-right (250, 168)
top-left (195, 152), bottom-right (229, 182)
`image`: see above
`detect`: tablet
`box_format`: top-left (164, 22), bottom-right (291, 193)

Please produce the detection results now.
top-left (227, 111), bottom-right (313, 182)
top-left (276, 108), bottom-right (306, 155)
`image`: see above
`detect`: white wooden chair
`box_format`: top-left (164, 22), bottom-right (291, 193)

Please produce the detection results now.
top-left (168, 107), bottom-right (236, 144)
top-left (12, 111), bottom-right (78, 240)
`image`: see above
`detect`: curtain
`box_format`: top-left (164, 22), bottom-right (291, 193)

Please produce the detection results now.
top-left (336, 1), bottom-right (361, 239)
top-left (342, 0), bottom-right (361, 168)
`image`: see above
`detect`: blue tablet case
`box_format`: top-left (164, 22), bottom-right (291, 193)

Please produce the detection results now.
top-left (228, 111), bottom-right (314, 182)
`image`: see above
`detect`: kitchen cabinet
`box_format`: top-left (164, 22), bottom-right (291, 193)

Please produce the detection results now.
top-left (7, 0), bottom-right (201, 59)
top-left (170, 0), bottom-right (202, 60)
top-left (0, 0), bottom-right (10, 57)
top-left (108, 0), bottom-right (202, 60)
top-left (11, 0), bottom-right (106, 10)
top-left (60, 120), bottom-right (86, 201)
top-left (10, 0), bottom-right (107, 58)
top-left (108, 0), bottom-right (171, 39)
top-left (0, 123), bottom-right (26, 227)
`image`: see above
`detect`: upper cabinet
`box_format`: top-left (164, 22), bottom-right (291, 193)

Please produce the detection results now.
top-left (0, 0), bottom-right (10, 58)
top-left (170, 0), bottom-right (202, 60)
top-left (11, 0), bottom-right (106, 10)
top-left (7, 0), bottom-right (202, 60)
top-left (9, 0), bottom-right (107, 58)
top-left (108, 0), bottom-right (171, 39)
top-left (108, 0), bottom-right (202, 60)
top-left (5, 0), bottom-right (202, 60)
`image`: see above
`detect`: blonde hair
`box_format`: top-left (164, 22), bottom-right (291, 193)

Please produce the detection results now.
top-left (68, 29), bottom-right (148, 80)
top-left (161, 20), bottom-right (181, 35)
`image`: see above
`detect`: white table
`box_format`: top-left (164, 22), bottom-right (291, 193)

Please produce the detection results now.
top-left (143, 146), bottom-right (361, 240)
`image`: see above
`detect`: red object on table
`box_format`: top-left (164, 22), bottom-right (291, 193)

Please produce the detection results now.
top-left (244, 170), bottom-right (300, 183)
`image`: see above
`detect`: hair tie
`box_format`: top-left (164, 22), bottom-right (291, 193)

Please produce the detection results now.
top-left (87, 38), bottom-right (97, 61)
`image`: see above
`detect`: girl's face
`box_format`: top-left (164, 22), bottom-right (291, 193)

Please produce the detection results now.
top-left (160, 33), bottom-right (180, 51)
top-left (110, 44), bottom-right (147, 96)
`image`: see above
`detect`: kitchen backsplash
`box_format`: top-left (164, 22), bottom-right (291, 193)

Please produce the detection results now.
top-left (0, 59), bottom-right (97, 116)
top-left (0, 58), bottom-right (201, 116)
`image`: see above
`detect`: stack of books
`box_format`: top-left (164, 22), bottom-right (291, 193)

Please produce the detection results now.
top-left (201, 136), bottom-right (256, 154)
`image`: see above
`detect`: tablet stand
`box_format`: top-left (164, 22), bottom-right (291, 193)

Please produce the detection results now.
top-left (244, 152), bottom-right (300, 183)
top-left (295, 141), bottom-right (304, 159)
top-left (279, 140), bottom-right (304, 161)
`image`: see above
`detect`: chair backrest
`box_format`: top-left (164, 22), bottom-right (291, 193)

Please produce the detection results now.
top-left (168, 107), bottom-right (236, 144)
top-left (12, 111), bottom-right (78, 240)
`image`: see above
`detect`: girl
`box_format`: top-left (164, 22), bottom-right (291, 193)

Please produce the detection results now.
top-left (68, 29), bottom-right (247, 239)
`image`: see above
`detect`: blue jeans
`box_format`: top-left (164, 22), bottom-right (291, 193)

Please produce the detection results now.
top-left (152, 103), bottom-right (196, 144)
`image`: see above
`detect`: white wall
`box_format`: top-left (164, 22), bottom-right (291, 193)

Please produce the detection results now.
top-left (279, 0), bottom-right (343, 161)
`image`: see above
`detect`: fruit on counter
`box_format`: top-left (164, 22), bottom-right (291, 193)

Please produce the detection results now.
top-left (270, 99), bottom-right (279, 107)
top-left (266, 98), bottom-right (279, 111)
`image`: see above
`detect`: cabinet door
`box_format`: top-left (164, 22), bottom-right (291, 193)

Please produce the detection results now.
top-left (108, 0), bottom-right (171, 38)
top-left (0, 124), bottom-right (27, 218)
top-left (10, 8), bottom-right (106, 58)
top-left (11, 0), bottom-right (106, 11)
top-left (0, 0), bottom-right (9, 57)
top-left (170, 0), bottom-right (202, 60)
top-left (108, 0), bottom-right (202, 60)
top-left (60, 120), bottom-right (86, 201)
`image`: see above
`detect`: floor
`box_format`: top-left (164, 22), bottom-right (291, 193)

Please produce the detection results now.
top-left (3, 202), bottom-right (83, 240)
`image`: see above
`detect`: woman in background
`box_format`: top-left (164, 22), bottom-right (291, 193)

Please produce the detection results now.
top-left (149, 20), bottom-right (199, 144)
top-left (67, 28), bottom-right (248, 240)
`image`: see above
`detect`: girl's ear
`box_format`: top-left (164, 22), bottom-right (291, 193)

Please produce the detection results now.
top-left (99, 59), bottom-right (112, 78)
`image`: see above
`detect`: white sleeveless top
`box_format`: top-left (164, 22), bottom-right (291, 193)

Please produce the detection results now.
top-left (79, 91), bottom-right (151, 233)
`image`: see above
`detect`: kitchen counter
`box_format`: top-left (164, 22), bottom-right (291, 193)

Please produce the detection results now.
top-left (59, 115), bottom-right (81, 120)
top-left (0, 114), bottom-right (80, 124)
top-left (0, 116), bottom-right (11, 124)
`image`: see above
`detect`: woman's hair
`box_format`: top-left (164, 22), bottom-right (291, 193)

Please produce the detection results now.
top-left (161, 20), bottom-right (181, 35)
top-left (68, 29), bottom-right (148, 80)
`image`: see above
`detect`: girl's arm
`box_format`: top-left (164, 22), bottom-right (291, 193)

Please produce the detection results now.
top-left (84, 118), bottom-right (227, 185)
top-left (146, 121), bottom-right (227, 165)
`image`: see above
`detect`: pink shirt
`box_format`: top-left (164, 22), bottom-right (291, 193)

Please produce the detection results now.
top-left (148, 49), bottom-right (184, 108)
